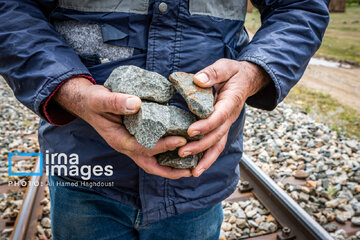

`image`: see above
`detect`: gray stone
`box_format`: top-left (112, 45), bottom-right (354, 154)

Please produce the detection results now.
top-left (231, 202), bottom-right (240, 211)
top-left (352, 202), bottom-right (360, 216)
top-left (123, 102), bottom-right (170, 149)
top-left (236, 218), bottom-right (247, 228)
top-left (40, 198), bottom-right (49, 206)
top-left (124, 101), bottom-right (202, 168)
top-left (235, 209), bottom-right (246, 219)
top-left (352, 217), bottom-right (360, 226)
top-left (239, 200), bottom-right (250, 209)
top-left (339, 204), bottom-right (355, 217)
top-left (338, 190), bottom-right (353, 201)
top-left (245, 209), bottom-right (257, 218)
top-left (124, 102), bottom-right (199, 150)
top-left (324, 222), bottom-right (338, 232)
top-left (45, 229), bottom-right (52, 239)
top-left (223, 209), bottom-right (232, 219)
top-left (345, 140), bottom-right (358, 151)
top-left (104, 65), bottom-right (175, 103)
top-left (37, 225), bottom-right (45, 236)
top-left (254, 215), bottom-right (266, 225)
top-left (299, 192), bottom-right (310, 202)
top-left (228, 215), bottom-right (237, 224)
top-left (41, 217), bottom-right (51, 228)
top-left (319, 215), bottom-right (327, 225)
top-left (294, 170), bottom-right (310, 179)
top-left (169, 72), bottom-right (214, 119)
top-left (221, 222), bottom-right (232, 231)
top-left (322, 179), bottom-right (330, 189)
top-left (259, 222), bottom-right (277, 232)
top-left (156, 150), bottom-right (202, 169)
top-left (166, 106), bottom-right (201, 141)
top-left (325, 199), bottom-right (341, 208)
top-left (248, 220), bottom-right (258, 228)
top-left (267, 222), bottom-right (278, 232)
top-left (335, 210), bottom-right (352, 224)
top-left (1, 228), bottom-right (13, 235)
top-left (258, 150), bottom-right (269, 163)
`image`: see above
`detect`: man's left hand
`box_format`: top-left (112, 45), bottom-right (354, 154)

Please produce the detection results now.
top-left (178, 59), bottom-right (270, 177)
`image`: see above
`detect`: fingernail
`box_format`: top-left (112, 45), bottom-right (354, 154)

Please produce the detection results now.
top-left (197, 168), bottom-right (205, 177)
top-left (176, 139), bottom-right (187, 147)
top-left (195, 73), bottom-right (210, 85)
top-left (190, 130), bottom-right (200, 137)
top-left (126, 98), bottom-right (139, 111)
top-left (182, 151), bottom-right (192, 157)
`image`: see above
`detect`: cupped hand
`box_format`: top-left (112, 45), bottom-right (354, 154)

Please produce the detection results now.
top-left (55, 78), bottom-right (192, 179)
top-left (178, 59), bottom-right (270, 177)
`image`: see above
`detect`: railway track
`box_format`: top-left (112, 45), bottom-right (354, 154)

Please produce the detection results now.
top-left (226, 155), bottom-right (333, 239)
top-left (4, 155), bottom-right (360, 240)
top-left (1, 159), bottom-right (48, 240)
top-left (0, 184), bottom-right (26, 239)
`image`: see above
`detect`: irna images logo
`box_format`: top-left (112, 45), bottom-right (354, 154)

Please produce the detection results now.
top-left (8, 150), bottom-right (43, 176)
top-left (8, 150), bottom-right (113, 180)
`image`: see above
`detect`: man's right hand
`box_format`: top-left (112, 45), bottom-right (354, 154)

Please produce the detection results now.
top-left (54, 77), bottom-right (192, 179)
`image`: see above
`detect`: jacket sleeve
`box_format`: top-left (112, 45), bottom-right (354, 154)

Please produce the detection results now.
top-left (238, 0), bottom-right (330, 110)
top-left (0, 0), bottom-right (94, 125)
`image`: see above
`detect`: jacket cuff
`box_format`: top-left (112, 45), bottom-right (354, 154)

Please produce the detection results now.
top-left (41, 75), bottom-right (95, 126)
top-left (237, 56), bottom-right (281, 111)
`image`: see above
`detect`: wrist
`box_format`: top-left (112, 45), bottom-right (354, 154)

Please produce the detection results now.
top-left (54, 77), bottom-right (94, 121)
top-left (239, 61), bottom-right (270, 99)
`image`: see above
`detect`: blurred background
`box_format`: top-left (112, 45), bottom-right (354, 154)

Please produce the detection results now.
top-left (246, 0), bottom-right (360, 140)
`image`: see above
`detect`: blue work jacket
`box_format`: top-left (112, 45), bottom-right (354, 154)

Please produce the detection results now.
top-left (0, 0), bottom-right (329, 224)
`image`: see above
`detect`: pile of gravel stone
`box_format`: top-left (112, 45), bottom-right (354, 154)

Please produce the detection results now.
top-left (220, 192), bottom-right (278, 240)
top-left (36, 186), bottom-right (52, 240)
top-left (0, 77), bottom-right (39, 185)
top-left (0, 190), bottom-right (25, 239)
top-left (243, 104), bottom-right (360, 240)
top-left (0, 76), bottom-right (39, 239)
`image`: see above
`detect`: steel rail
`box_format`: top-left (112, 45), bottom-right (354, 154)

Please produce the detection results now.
top-left (240, 154), bottom-right (333, 240)
top-left (10, 159), bottom-right (43, 240)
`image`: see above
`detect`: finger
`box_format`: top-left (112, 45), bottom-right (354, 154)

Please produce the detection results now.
top-left (147, 136), bottom-right (187, 156)
top-left (178, 123), bottom-right (229, 157)
top-left (98, 123), bottom-right (140, 154)
top-left (107, 125), bottom-right (187, 157)
top-left (213, 82), bottom-right (225, 104)
top-left (187, 94), bottom-right (235, 137)
top-left (192, 133), bottom-right (228, 177)
top-left (214, 82), bottom-right (225, 93)
top-left (89, 86), bottom-right (141, 115)
top-left (193, 59), bottom-right (239, 88)
top-left (134, 155), bottom-right (192, 179)
top-left (100, 112), bottom-right (123, 124)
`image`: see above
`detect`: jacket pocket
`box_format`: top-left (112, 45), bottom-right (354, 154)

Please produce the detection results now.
top-left (189, 0), bottom-right (247, 20)
top-left (58, 0), bottom-right (149, 15)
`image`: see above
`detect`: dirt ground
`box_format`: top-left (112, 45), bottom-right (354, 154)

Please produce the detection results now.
top-left (299, 65), bottom-right (360, 112)
top-left (247, 30), bottom-right (360, 114)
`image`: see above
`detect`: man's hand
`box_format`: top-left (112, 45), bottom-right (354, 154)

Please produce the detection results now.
top-left (178, 59), bottom-right (270, 177)
top-left (54, 77), bottom-right (192, 179)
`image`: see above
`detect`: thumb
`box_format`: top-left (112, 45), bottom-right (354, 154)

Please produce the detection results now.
top-left (90, 86), bottom-right (141, 115)
top-left (193, 59), bottom-right (239, 88)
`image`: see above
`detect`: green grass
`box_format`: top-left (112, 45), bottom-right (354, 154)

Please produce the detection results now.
top-left (245, 6), bottom-right (360, 65)
top-left (284, 85), bottom-right (360, 140)
top-left (327, 187), bottom-right (338, 199)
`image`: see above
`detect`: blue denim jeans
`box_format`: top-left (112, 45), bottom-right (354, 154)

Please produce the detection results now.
top-left (48, 175), bottom-right (223, 240)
